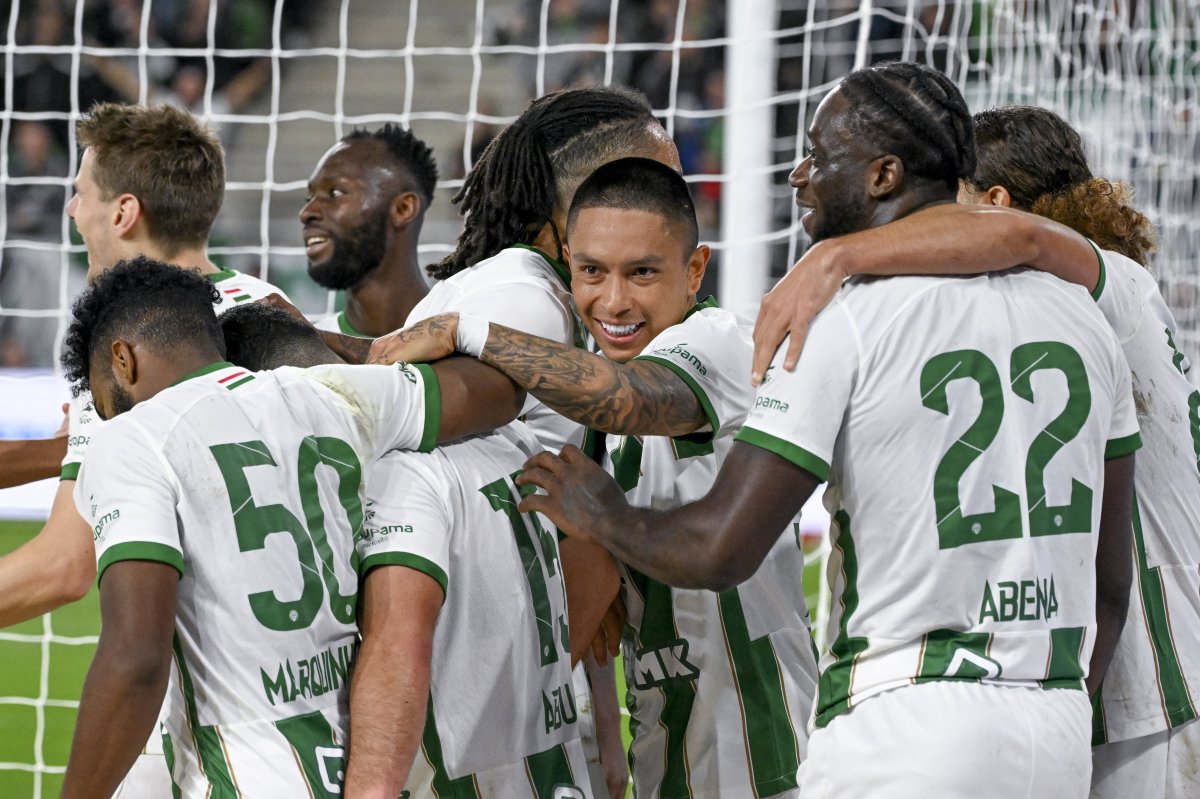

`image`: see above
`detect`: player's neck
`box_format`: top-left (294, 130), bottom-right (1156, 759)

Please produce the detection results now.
top-left (137, 348), bottom-right (226, 404)
top-left (871, 194), bottom-right (956, 229)
top-left (345, 243), bottom-right (428, 337)
top-left (138, 241), bottom-right (221, 276)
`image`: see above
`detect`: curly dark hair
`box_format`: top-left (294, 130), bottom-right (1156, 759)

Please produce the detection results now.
top-left (430, 85), bottom-right (661, 279)
top-left (62, 256), bottom-right (223, 397)
top-left (968, 106), bottom-right (1157, 265)
top-left (219, 303), bottom-right (334, 371)
top-left (343, 123), bottom-right (439, 207)
top-left (839, 61), bottom-right (976, 191)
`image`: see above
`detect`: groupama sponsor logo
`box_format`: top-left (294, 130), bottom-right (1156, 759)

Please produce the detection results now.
top-left (652, 343), bottom-right (707, 375)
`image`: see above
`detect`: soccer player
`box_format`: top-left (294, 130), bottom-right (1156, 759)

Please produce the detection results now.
top-left (58, 258), bottom-right (522, 798)
top-left (0, 103), bottom-right (289, 625)
top-left (753, 105), bottom-right (1200, 798)
top-left (302, 124), bottom-right (438, 337)
top-left (220, 302), bottom-right (593, 796)
top-left (518, 62), bottom-right (1139, 797)
top-left (366, 85), bottom-right (684, 798)
top-left (365, 156), bottom-right (817, 798)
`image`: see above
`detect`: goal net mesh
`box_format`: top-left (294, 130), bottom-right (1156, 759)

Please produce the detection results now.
top-left (0, 1), bottom-right (1195, 794)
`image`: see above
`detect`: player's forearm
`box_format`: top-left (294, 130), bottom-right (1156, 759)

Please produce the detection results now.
top-left (320, 329), bottom-right (373, 364)
top-left (345, 635), bottom-right (430, 796)
top-left (481, 323), bottom-right (705, 437)
top-left (561, 539), bottom-right (621, 665)
top-left (61, 641), bottom-right (170, 798)
top-left (829, 203), bottom-right (1097, 289)
top-left (1088, 453), bottom-right (1135, 695)
top-left (0, 483), bottom-right (94, 627)
top-left (0, 436), bottom-right (67, 489)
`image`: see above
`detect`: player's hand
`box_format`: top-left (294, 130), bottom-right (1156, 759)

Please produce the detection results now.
top-left (366, 313), bottom-right (459, 366)
top-left (589, 595), bottom-right (626, 666)
top-left (256, 293), bottom-right (310, 325)
top-left (52, 403), bottom-right (69, 439)
top-left (517, 446), bottom-right (628, 546)
top-left (751, 240), bottom-right (846, 385)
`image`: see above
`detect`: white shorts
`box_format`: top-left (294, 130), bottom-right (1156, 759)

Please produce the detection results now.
top-left (800, 681), bottom-right (1092, 799)
top-left (1091, 718), bottom-right (1200, 799)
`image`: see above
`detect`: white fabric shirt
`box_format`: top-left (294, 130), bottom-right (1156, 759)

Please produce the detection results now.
top-left (739, 270), bottom-right (1140, 729)
top-left (74, 361), bottom-right (438, 797)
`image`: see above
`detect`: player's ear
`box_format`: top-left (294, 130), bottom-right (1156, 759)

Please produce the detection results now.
top-left (390, 191), bottom-right (421, 227)
top-left (111, 339), bottom-right (137, 387)
top-left (686, 244), bottom-right (710, 297)
top-left (868, 154), bottom-right (903, 199)
top-left (112, 194), bottom-right (142, 238)
top-left (984, 185), bottom-right (1013, 208)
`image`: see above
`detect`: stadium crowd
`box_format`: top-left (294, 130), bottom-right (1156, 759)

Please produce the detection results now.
top-left (0, 48), bottom-right (1197, 799)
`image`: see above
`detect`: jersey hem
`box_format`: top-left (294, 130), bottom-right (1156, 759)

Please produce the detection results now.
top-left (97, 541), bottom-right (185, 583)
top-left (360, 552), bottom-right (448, 596)
top-left (413, 363), bottom-right (441, 452)
top-left (1105, 432), bottom-right (1141, 459)
top-left (735, 427), bottom-right (829, 481)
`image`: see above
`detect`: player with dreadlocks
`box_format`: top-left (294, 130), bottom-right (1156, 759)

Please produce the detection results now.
top-left (518, 61), bottom-right (1139, 797)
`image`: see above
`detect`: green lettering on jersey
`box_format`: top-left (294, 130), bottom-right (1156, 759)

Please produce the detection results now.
top-left (274, 711), bottom-right (345, 797)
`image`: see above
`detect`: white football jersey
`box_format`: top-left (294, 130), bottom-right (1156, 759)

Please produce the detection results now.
top-left (359, 423), bottom-right (592, 797)
top-left (739, 270), bottom-right (1140, 729)
top-left (406, 245), bottom-right (585, 454)
top-left (61, 267), bottom-right (287, 480)
top-left (591, 300), bottom-right (816, 799)
top-left (314, 310), bottom-right (369, 338)
top-left (74, 361), bottom-right (439, 797)
top-left (1088, 245), bottom-right (1200, 744)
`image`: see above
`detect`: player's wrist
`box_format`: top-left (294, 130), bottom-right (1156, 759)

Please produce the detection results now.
top-left (454, 313), bottom-right (490, 358)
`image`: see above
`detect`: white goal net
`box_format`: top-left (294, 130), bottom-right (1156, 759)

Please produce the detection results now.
top-left (0, 1), bottom-right (1195, 794)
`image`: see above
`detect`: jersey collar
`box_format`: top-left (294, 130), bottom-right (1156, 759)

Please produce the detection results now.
top-left (513, 243), bottom-right (572, 288)
top-left (336, 310), bottom-right (368, 338)
top-left (206, 267), bottom-right (238, 283)
top-left (171, 360), bottom-right (238, 386)
top-left (683, 295), bottom-right (718, 321)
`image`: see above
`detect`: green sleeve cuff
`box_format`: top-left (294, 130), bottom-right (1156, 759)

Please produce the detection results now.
top-left (1087, 239), bottom-right (1106, 301)
top-left (735, 427), bottom-right (830, 481)
top-left (633, 354), bottom-right (721, 438)
top-left (412, 363), bottom-right (441, 452)
top-left (360, 552), bottom-right (448, 597)
top-left (1105, 432), bottom-right (1141, 460)
top-left (60, 463), bottom-right (80, 481)
top-left (97, 542), bottom-right (185, 584)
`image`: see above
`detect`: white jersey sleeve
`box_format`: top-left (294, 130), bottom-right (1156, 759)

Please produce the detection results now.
top-left (632, 299), bottom-right (755, 440)
top-left (73, 420), bottom-right (182, 579)
top-left (60, 391), bottom-right (100, 480)
top-left (297, 362), bottom-right (441, 457)
top-left (735, 299), bottom-right (860, 481)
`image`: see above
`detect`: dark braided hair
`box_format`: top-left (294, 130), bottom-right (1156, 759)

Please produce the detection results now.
top-left (62, 256), bottom-right (223, 397)
top-left (966, 106), bottom-right (1156, 265)
top-left (838, 61), bottom-right (975, 190)
top-left (430, 85), bottom-right (660, 279)
top-left (343, 123), bottom-right (439, 207)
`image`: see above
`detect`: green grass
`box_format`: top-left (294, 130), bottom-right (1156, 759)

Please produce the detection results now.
top-left (0, 521), bottom-right (99, 799)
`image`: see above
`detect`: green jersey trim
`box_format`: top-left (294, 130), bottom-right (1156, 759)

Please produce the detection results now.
top-left (633, 354), bottom-right (720, 445)
top-left (513, 243), bottom-right (572, 288)
top-left (336, 311), bottom-right (369, 338)
top-left (206, 268), bottom-right (238, 284)
top-left (683, 295), bottom-right (718, 320)
top-left (735, 427), bottom-right (830, 482)
top-left (171, 361), bottom-right (238, 387)
top-left (412, 363), bottom-right (441, 452)
top-left (1105, 432), bottom-right (1142, 460)
top-left (1087, 240), bottom-right (1107, 301)
top-left (815, 509), bottom-right (869, 728)
top-left (163, 730), bottom-right (183, 799)
top-left (526, 744), bottom-right (580, 798)
top-left (98, 541), bottom-right (185, 583)
top-left (173, 634), bottom-right (241, 796)
top-left (420, 697), bottom-right (482, 797)
top-left (1041, 626), bottom-right (1086, 689)
top-left (274, 711), bottom-right (345, 797)
top-left (60, 463), bottom-right (80, 481)
top-left (359, 552), bottom-right (449, 596)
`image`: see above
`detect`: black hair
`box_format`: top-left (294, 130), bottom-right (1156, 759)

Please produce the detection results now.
top-left (430, 85), bottom-right (661, 279)
top-left (968, 106), bottom-right (1157, 265)
top-left (218, 303), bottom-right (336, 370)
top-left (838, 61), bottom-right (975, 190)
top-left (344, 123), bottom-right (439, 207)
top-left (568, 157), bottom-right (699, 253)
top-left (61, 256), bottom-right (223, 396)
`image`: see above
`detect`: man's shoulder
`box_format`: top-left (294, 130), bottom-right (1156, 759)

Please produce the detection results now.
top-left (431, 247), bottom-right (561, 292)
top-left (209, 267), bottom-right (288, 308)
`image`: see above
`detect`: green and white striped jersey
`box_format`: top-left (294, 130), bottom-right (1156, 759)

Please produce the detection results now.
top-left (74, 361), bottom-right (439, 798)
top-left (739, 270), bottom-right (1140, 729)
top-left (361, 423), bottom-right (592, 797)
top-left (592, 300), bottom-right (817, 799)
top-left (60, 267), bottom-right (287, 481)
top-left (1088, 246), bottom-right (1200, 744)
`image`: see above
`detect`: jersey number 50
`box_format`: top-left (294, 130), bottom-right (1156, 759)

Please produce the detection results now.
top-left (210, 437), bottom-right (362, 631)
